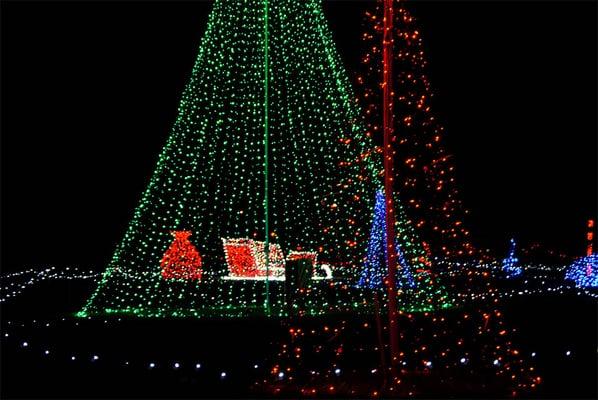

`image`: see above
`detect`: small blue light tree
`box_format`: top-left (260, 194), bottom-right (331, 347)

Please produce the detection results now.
top-left (502, 238), bottom-right (522, 278)
top-left (358, 190), bottom-right (415, 289)
top-left (565, 254), bottom-right (597, 288)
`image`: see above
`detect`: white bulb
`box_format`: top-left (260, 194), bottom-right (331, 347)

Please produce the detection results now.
top-left (174, 362), bottom-right (180, 369)
top-left (195, 363), bottom-right (201, 369)
top-left (460, 357), bottom-right (467, 364)
top-left (22, 341), bottom-right (28, 347)
top-left (278, 372), bottom-right (284, 378)
top-left (44, 350), bottom-right (50, 355)
top-left (149, 362), bottom-right (156, 368)
top-left (493, 359), bottom-right (500, 366)
top-left (92, 355), bottom-right (99, 361)
top-left (334, 368), bottom-right (341, 375)
top-left (566, 350), bottom-right (571, 356)
top-left (220, 372), bottom-right (227, 378)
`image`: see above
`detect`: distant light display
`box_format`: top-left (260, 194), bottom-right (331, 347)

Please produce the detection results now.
top-left (565, 254), bottom-right (597, 288)
top-left (502, 238), bottom-right (522, 278)
top-left (0, 267), bottom-right (100, 303)
top-left (586, 219), bottom-right (594, 256)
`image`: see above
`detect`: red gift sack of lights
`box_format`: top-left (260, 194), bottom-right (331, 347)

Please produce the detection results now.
top-left (161, 230), bottom-right (202, 281)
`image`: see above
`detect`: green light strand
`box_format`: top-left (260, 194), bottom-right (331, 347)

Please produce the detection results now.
top-left (263, 0), bottom-right (271, 316)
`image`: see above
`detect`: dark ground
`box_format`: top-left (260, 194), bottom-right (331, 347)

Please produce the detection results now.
top-left (1, 280), bottom-right (596, 399)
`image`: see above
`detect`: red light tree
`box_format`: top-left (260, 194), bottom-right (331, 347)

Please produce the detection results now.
top-left (357, 1), bottom-right (475, 258)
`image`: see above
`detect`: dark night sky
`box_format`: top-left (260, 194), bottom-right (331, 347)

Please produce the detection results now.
top-left (1, 0), bottom-right (596, 272)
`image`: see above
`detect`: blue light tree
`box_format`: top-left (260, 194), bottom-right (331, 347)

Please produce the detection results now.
top-left (565, 254), bottom-right (597, 288)
top-left (358, 190), bottom-right (416, 289)
top-left (358, 191), bottom-right (453, 312)
top-left (502, 238), bottom-right (522, 278)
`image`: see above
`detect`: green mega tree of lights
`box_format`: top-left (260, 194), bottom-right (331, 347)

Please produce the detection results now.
top-left (79, 0), bottom-right (384, 318)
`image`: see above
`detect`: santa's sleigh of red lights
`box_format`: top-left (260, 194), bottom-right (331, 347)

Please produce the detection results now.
top-left (221, 238), bottom-right (333, 281)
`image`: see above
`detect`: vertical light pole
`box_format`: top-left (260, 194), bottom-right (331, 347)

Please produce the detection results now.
top-left (382, 0), bottom-right (400, 377)
top-left (263, 0), bottom-right (271, 316)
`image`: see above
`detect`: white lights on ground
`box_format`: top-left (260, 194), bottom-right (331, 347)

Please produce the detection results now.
top-left (0, 267), bottom-right (101, 304)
